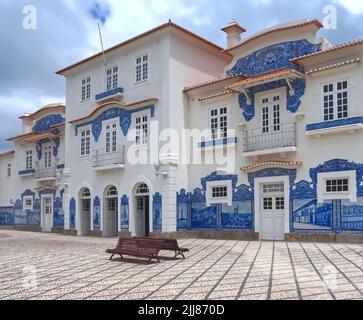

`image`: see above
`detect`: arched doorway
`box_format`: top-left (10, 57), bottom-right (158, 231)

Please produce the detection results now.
top-left (79, 188), bottom-right (91, 236)
top-left (134, 183), bottom-right (150, 237)
top-left (103, 186), bottom-right (119, 237)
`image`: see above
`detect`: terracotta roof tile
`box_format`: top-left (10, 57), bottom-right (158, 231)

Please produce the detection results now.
top-left (226, 19), bottom-right (323, 52)
top-left (292, 39), bottom-right (363, 63)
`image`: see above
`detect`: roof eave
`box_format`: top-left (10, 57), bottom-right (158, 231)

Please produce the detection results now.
top-left (56, 22), bottom-right (231, 76)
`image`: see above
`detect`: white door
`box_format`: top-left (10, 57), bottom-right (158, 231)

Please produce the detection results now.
top-left (106, 198), bottom-right (118, 237)
top-left (42, 197), bottom-right (53, 232)
top-left (135, 197), bottom-right (145, 237)
top-left (260, 183), bottom-right (285, 241)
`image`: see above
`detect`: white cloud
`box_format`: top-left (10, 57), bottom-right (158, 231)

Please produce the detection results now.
top-left (80, 0), bottom-right (213, 54)
top-left (336, 0), bottom-right (363, 14)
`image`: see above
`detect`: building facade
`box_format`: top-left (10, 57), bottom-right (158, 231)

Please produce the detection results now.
top-left (1, 19), bottom-right (363, 241)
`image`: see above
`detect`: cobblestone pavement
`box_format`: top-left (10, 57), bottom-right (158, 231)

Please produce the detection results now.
top-left (0, 230), bottom-right (362, 300)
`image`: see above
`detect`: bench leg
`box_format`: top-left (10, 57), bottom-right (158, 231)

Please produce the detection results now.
top-left (109, 254), bottom-right (115, 261)
top-left (175, 251), bottom-right (186, 259)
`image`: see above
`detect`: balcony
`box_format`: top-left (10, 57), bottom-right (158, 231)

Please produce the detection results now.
top-left (243, 123), bottom-right (297, 159)
top-left (95, 87), bottom-right (124, 103)
top-left (93, 146), bottom-right (126, 171)
top-left (34, 167), bottom-right (57, 182)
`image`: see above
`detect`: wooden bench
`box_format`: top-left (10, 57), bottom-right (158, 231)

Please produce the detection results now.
top-left (133, 237), bottom-right (189, 259)
top-left (106, 238), bottom-right (161, 263)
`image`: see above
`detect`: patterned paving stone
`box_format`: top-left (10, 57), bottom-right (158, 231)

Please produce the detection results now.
top-left (0, 230), bottom-right (362, 300)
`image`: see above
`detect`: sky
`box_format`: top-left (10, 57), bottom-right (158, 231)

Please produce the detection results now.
top-left (0, 0), bottom-right (362, 151)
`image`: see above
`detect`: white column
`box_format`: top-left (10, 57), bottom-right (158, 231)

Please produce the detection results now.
top-left (159, 153), bottom-right (178, 233)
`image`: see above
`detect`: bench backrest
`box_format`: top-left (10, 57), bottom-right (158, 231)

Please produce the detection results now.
top-left (133, 237), bottom-right (180, 251)
top-left (116, 238), bottom-right (161, 252)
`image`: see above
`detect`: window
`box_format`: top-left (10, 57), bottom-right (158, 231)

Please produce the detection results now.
top-left (210, 107), bottom-right (228, 139)
top-left (262, 106), bottom-right (269, 133)
top-left (326, 178), bottom-right (349, 193)
top-left (136, 183), bottom-right (150, 195)
top-left (318, 171), bottom-right (356, 203)
top-left (81, 76), bottom-right (91, 101)
top-left (261, 95), bottom-right (281, 133)
top-left (212, 186), bottom-right (228, 199)
top-left (263, 197), bottom-right (273, 210)
top-left (106, 186), bottom-right (118, 197)
top-left (135, 54), bottom-right (149, 83)
top-left (44, 145), bottom-right (52, 168)
top-left (26, 150), bottom-right (33, 170)
top-left (263, 183), bottom-right (284, 194)
top-left (80, 129), bottom-right (91, 156)
top-left (81, 188), bottom-right (91, 199)
top-left (273, 96), bottom-right (281, 132)
top-left (276, 197), bottom-right (285, 210)
top-left (323, 80), bottom-right (348, 121)
top-left (7, 164), bottom-right (11, 177)
top-left (105, 123), bottom-right (117, 153)
top-left (24, 197), bottom-right (33, 210)
top-left (106, 66), bottom-right (118, 91)
top-left (136, 115), bottom-right (148, 146)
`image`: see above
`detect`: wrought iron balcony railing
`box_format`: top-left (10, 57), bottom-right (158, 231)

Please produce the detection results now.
top-left (34, 167), bottom-right (57, 180)
top-left (93, 145), bottom-right (126, 168)
top-left (243, 123), bottom-right (296, 153)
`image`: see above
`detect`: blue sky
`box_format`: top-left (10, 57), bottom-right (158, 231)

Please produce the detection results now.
top-left (0, 0), bottom-right (362, 151)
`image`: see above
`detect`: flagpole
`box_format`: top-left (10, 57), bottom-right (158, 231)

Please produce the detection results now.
top-left (98, 23), bottom-right (107, 66)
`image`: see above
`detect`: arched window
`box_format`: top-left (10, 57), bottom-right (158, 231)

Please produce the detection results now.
top-left (81, 188), bottom-right (91, 199)
top-left (106, 186), bottom-right (118, 198)
top-left (136, 183), bottom-right (149, 195)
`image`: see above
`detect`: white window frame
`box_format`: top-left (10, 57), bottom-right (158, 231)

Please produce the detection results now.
top-left (23, 196), bottom-right (33, 211)
top-left (321, 79), bottom-right (349, 122)
top-left (259, 92), bottom-right (282, 134)
top-left (317, 170), bottom-right (356, 203)
top-left (135, 113), bottom-right (149, 146)
top-left (81, 76), bottom-right (91, 102)
top-left (206, 180), bottom-right (232, 206)
top-left (105, 121), bottom-right (118, 153)
top-left (209, 106), bottom-right (229, 140)
top-left (106, 65), bottom-right (119, 91)
top-left (43, 144), bottom-right (52, 168)
top-left (80, 128), bottom-right (91, 157)
top-left (135, 53), bottom-right (149, 85)
top-left (25, 149), bottom-right (33, 170)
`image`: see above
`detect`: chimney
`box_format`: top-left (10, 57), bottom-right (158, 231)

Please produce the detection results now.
top-left (20, 113), bottom-right (33, 134)
top-left (221, 19), bottom-right (246, 49)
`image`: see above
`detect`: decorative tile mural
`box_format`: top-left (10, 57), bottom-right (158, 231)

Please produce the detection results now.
top-left (69, 198), bottom-right (76, 229)
top-left (177, 189), bottom-right (189, 231)
top-left (53, 196), bottom-right (64, 227)
top-left (0, 207), bottom-right (14, 225)
top-left (292, 199), bottom-right (333, 231)
top-left (227, 39), bottom-right (321, 77)
top-left (178, 172), bottom-right (253, 232)
top-left (152, 193), bottom-right (162, 232)
top-left (75, 105), bottom-right (156, 141)
top-left (120, 195), bottom-right (129, 230)
top-left (341, 198), bottom-right (363, 231)
top-left (93, 197), bottom-right (101, 230)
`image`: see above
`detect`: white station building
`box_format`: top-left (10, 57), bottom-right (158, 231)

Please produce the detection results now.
top-left (1, 19), bottom-right (363, 242)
